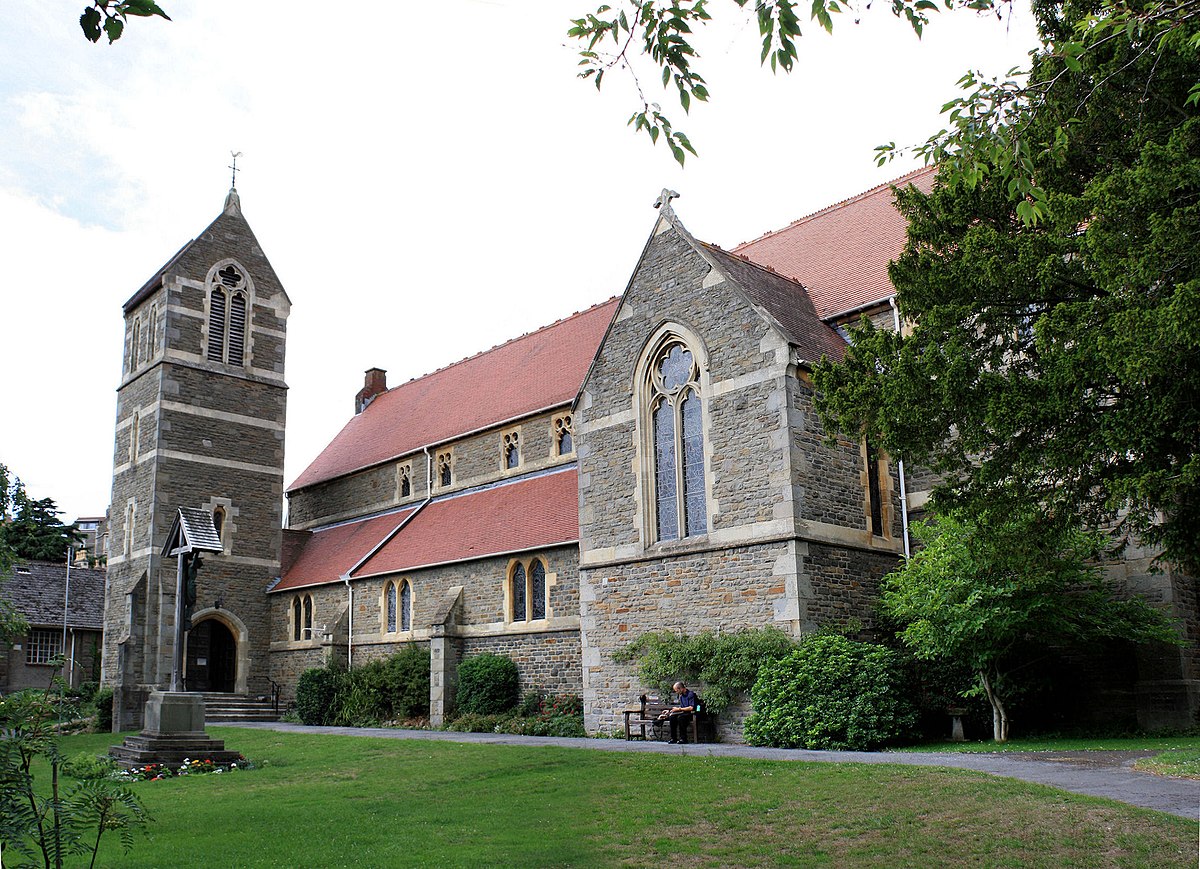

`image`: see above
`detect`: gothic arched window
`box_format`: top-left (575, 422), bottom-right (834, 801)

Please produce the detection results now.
top-left (646, 339), bottom-right (707, 542)
top-left (385, 581), bottom-right (397, 632)
top-left (508, 558), bottom-right (549, 623)
top-left (292, 597), bottom-right (302, 641)
top-left (399, 580), bottom-right (412, 631)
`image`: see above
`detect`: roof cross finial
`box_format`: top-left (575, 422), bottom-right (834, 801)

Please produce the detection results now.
top-left (229, 151), bottom-right (243, 189)
top-left (654, 188), bottom-right (680, 210)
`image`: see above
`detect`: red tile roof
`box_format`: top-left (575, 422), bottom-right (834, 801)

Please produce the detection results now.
top-left (353, 469), bottom-right (578, 578)
top-left (271, 508), bottom-right (416, 593)
top-left (734, 167), bottom-right (936, 319)
top-left (275, 469), bottom-right (578, 592)
top-left (289, 300), bottom-right (620, 491)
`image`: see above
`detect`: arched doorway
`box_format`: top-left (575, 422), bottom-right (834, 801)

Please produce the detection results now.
top-left (185, 618), bottom-right (237, 692)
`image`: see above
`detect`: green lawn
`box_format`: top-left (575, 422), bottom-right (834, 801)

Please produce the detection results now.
top-left (36, 729), bottom-right (1198, 868)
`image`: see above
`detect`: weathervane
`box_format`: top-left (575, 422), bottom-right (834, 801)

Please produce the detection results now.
top-left (229, 151), bottom-right (243, 188)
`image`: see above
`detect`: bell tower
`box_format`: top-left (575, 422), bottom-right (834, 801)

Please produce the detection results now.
top-left (102, 188), bottom-right (290, 730)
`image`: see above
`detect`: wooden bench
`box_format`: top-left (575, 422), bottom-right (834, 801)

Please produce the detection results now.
top-left (623, 694), bottom-right (708, 743)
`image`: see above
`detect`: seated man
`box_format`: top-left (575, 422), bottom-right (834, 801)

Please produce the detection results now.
top-left (659, 681), bottom-right (699, 744)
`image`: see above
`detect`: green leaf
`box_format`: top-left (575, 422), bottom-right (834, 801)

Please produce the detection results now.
top-left (80, 6), bottom-right (103, 42)
top-left (103, 15), bottom-right (124, 42)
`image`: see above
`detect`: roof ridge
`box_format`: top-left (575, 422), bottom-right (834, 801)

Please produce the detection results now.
top-left (733, 165), bottom-right (935, 251)
top-left (390, 296), bottom-right (621, 390)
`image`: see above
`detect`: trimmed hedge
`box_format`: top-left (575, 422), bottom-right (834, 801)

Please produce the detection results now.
top-left (455, 654), bottom-right (519, 715)
top-left (744, 634), bottom-right (917, 750)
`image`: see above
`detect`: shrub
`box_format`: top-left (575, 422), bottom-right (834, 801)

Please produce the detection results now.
top-left (94, 686), bottom-right (114, 732)
top-left (295, 666), bottom-right (340, 726)
top-left (743, 634), bottom-right (918, 750)
top-left (62, 751), bottom-right (117, 780)
top-left (456, 654), bottom-right (519, 715)
top-left (443, 693), bottom-right (585, 737)
top-left (613, 627), bottom-right (796, 714)
top-left (383, 644), bottom-right (431, 718)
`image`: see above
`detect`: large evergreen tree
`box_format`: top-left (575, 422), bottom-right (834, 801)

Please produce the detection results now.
top-left (813, 0), bottom-right (1200, 572)
top-left (0, 466), bottom-right (83, 564)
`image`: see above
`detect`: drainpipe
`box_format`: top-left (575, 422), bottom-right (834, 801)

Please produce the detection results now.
top-left (342, 575), bottom-right (353, 670)
top-left (889, 296), bottom-right (912, 559)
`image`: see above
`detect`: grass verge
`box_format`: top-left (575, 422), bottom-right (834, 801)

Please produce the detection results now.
top-left (1133, 749), bottom-right (1200, 780)
top-left (34, 729), bottom-right (1197, 868)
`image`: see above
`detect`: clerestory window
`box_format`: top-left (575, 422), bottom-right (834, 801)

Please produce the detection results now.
top-left (553, 414), bottom-right (574, 456)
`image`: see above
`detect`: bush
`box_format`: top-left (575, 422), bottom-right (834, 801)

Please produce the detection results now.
top-left (743, 634), bottom-right (917, 750)
top-left (456, 654), bottom-right (519, 715)
top-left (383, 645), bottom-right (431, 718)
top-left (443, 693), bottom-right (585, 737)
top-left (295, 666), bottom-right (340, 726)
top-left (62, 752), bottom-right (117, 780)
top-left (94, 686), bottom-right (113, 732)
top-left (613, 627), bottom-right (797, 714)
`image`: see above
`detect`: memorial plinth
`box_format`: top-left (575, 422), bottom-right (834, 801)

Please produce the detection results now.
top-left (109, 692), bottom-right (242, 769)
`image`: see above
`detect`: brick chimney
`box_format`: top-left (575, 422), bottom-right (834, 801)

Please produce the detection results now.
top-left (355, 367), bottom-right (387, 414)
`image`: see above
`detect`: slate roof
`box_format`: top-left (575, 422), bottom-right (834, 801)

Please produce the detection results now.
top-left (734, 166), bottom-right (936, 319)
top-left (288, 300), bottom-right (620, 492)
top-left (697, 241), bottom-right (847, 364)
top-left (174, 507), bottom-right (225, 553)
top-left (272, 469), bottom-right (577, 592)
top-left (0, 561), bottom-right (106, 630)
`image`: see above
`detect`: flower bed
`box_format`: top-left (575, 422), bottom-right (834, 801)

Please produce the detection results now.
top-left (114, 755), bottom-right (257, 782)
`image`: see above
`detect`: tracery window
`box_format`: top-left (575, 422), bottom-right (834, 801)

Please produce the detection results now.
top-left (207, 264), bottom-right (248, 366)
top-left (292, 593), bottom-right (314, 641)
top-left (509, 558), bottom-right (548, 622)
top-left (646, 340), bottom-right (707, 542)
top-left (553, 414), bottom-right (574, 456)
top-left (398, 464), bottom-right (412, 499)
top-left (502, 431), bottom-right (520, 470)
top-left (436, 451), bottom-right (453, 488)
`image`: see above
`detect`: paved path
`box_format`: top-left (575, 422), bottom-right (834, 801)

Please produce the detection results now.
top-left (223, 721), bottom-right (1199, 820)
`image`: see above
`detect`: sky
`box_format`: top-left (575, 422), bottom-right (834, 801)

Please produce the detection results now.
top-left (0, 0), bottom-right (1039, 525)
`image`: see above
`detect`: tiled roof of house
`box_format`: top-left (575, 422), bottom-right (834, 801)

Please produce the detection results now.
top-left (271, 508), bottom-right (417, 593)
top-left (273, 469), bottom-right (578, 591)
top-left (698, 241), bottom-right (847, 364)
top-left (288, 300), bottom-right (620, 492)
top-left (354, 469), bottom-right (578, 578)
top-left (734, 166), bottom-right (936, 319)
top-left (0, 561), bottom-right (106, 630)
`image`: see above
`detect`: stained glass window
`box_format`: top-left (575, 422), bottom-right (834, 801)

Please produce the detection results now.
top-left (511, 563), bottom-right (527, 621)
top-left (648, 340), bottom-right (706, 542)
top-left (386, 583), bottom-right (397, 632)
top-left (531, 560), bottom-right (547, 620)
top-left (400, 581), bottom-right (412, 631)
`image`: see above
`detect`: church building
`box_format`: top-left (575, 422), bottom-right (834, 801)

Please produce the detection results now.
top-left (102, 173), bottom-right (1199, 736)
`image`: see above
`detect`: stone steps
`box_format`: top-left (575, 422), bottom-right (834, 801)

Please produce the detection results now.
top-left (192, 692), bottom-right (281, 722)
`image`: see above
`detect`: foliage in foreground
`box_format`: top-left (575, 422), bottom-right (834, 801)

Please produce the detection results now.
top-left (744, 634), bottom-right (918, 750)
top-left (0, 685), bottom-right (149, 869)
top-left (881, 513), bottom-right (1180, 742)
top-left (295, 646), bottom-right (431, 727)
top-left (455, 654), bottom-right (520, 716)
top-left (613, 627), bottom-right (797, 714)
top-left (815, 3), bottom-right (1200, 574)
